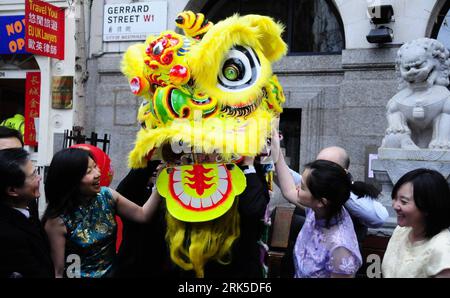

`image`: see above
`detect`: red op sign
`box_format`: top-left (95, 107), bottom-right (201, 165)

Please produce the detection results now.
top-left (25, 72), bottom-right (41, 146)
top-left (25, 0), bottom-right (64, 60)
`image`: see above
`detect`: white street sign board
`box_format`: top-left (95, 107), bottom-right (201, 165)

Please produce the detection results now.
top-left (103, 1), bottom-right (167, 42)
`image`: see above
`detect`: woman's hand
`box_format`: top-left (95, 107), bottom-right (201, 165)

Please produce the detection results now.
top-left (271, 128), bottom-right (282, 164)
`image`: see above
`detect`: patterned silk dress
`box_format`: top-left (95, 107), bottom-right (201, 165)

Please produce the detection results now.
top-left (293, 207), bottom-right (362, 278)
top-left (60, 187), bottom-right (117, 277)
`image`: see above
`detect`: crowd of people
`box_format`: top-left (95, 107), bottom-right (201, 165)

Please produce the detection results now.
top-left (0, 125), bottom-right (449, 278)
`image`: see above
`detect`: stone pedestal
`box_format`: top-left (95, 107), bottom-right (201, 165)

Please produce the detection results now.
top-left (371, 148), bottom-right (450, 236)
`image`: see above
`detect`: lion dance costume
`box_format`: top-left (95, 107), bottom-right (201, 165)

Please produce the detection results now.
top-left (121, 11), bottom-right (287, 277)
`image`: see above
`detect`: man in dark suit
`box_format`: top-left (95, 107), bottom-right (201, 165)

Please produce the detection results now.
top-left (0, 148), bottom-right (54, 277)
top-left (0, 126), bottom-right (40, 221)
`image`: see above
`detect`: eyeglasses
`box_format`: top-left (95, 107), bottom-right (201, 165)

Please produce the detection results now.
top-left (26, 168), bottom-right (40, 181)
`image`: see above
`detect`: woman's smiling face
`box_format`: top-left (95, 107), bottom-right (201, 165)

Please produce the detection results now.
top-left (79, 157), bottom-right (101, 196)
top-left (392, 182), bottom-right (426, 230)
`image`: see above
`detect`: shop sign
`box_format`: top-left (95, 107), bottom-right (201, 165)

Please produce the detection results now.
top-left (0, 70), bottom-right (27, 79)
top-left (52, 76), bottom-right (73, 109)
top-left (0, 15), bottom-right (27, 54)
top-left (103, 1), bottom-right (167, 41)
top-left (25, 0), bottom-right (65, 60)
top-left (25, 72), bottom-right (41, 146)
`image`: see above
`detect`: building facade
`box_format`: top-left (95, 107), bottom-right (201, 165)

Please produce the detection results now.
top-left (1, 0), bottom-right (449, 216)
top-left (84, 0), bottom-right (450, 188)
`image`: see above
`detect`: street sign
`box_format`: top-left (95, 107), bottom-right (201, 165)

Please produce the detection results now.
top-left (103, 1), bottom-right (167, 41)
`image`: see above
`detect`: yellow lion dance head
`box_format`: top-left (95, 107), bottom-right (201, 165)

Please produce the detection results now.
top-left (122, 11), bottom-right (286, 277)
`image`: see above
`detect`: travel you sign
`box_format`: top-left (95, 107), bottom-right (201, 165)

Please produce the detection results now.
top-left (25, 0), bottom-right (65, 60)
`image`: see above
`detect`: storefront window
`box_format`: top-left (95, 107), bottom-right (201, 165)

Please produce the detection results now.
top-left (202, 0), bottom-right (345, 54)
top-left (291, 0), bottom-right (344, 53)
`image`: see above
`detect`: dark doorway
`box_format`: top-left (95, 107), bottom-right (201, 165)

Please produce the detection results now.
top-left (279, 108), bottom-right (301, 172)
top-left (0, 78), bottom-right (25, 123)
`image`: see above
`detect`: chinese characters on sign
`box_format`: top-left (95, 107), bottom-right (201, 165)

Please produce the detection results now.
top-left (25, 0), bottom-right (65, 60)
top-left (103, 1), bottom-right (167, 41)
top-left (25, 72), bottom-right (41, 146)
top-left (52, 76), bottom-right (73, 109)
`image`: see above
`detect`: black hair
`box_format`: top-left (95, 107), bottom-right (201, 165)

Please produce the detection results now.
top-left (43, 148), bottom-right (94, 221)
top-left (161, 142), bottom-right (184, 163)
top-left (343, 154), bottom-right (350, 170)
top-left (391, 168), bottom-right (450, 239)
top-left (304, 159), bottom-right (355, 227)
top-left (0, 148), bottom-right (29, 199)
top-left (0, 126), bottom-right (24, 147)
top-left (346, 172), bottom-right (381, 199)
top-left (318, 150), bottom-right (379, 199)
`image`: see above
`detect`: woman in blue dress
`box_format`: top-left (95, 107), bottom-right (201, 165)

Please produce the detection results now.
top-left (43, 148), bottom-right (161, 278)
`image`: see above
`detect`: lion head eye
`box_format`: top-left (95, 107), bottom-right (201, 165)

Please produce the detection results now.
top-left (223, 62), bottom-right (243, 81)
top-left (140, 100), bottom-right (149, 108)
top-left (217, 45), bottom-right (261, 92)
top-left (153, 42), bottom-right (164, 55)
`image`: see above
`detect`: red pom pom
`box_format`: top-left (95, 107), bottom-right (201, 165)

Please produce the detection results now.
top-left (169, 64), bottom-right (189, 85)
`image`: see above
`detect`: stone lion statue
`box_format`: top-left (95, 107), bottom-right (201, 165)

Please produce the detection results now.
top-left (381, 38), bottom-right (450, 149)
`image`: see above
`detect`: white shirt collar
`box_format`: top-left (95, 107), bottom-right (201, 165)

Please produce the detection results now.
top-left (13, 207), bottom-right (30, 219)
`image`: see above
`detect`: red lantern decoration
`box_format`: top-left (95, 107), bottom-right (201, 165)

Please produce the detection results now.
top-left (70, 144), bottom-right (114, 187)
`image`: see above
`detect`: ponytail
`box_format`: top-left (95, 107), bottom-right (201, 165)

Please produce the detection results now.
top-left (347, 172), bottom-right (380, 199)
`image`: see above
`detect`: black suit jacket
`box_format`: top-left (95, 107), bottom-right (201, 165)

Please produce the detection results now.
top-left (201, 167), bottom-right (271, 278)
top-left (114, 161), bottom-right (169, 277)
top-left (0, 203), bottom-right (54, 278)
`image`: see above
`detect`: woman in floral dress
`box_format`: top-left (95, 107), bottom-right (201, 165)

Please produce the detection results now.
top-left (272, 130), bottom-right (362, 278)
